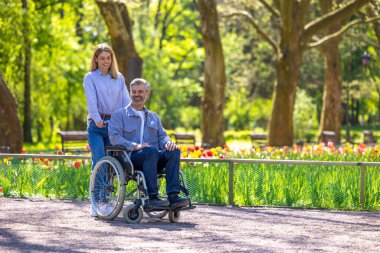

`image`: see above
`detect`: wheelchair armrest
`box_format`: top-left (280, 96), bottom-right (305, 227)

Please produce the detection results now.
top-left (106, 145), bottom-right (127, 152)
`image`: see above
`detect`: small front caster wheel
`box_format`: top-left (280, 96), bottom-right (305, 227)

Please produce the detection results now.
top-left (168, 210), bottom-right (180, 223)
top-left (123, 204), bottom-right (143, 224)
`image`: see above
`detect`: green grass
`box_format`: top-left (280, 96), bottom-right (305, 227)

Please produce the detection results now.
top-left (1, 153), bottom-right (379, 210)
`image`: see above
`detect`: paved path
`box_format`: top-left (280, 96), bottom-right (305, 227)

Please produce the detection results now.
top-left (0, 198), bottom-right (379, 252)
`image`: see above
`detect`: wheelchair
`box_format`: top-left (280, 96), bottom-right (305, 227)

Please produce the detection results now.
top-left (89, 146), bottom-right (195, 223)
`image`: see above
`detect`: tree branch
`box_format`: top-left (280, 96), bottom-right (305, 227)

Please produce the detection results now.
top-left (346, 33), bottom-right (380, 49)
top-left (308, 16), bottom-right (380, 48)
top-left (172, 47), bottom-right (195, 79)
top-left (303, 0), bottom-right (370, 41)
top-left (258, 0), bottom-right (280, 19)
top-left (224, 11), bottom-right (279, 55)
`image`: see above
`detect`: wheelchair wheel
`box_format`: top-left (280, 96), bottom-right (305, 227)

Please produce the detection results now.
top-left (146, 210), bottom-right (168, 219)
top-left (168, 210), bottom-right (180, 223)
top-left (90, 156), bottom-right (126, 220)
top-left (123, 204), bottom-right (143, 223)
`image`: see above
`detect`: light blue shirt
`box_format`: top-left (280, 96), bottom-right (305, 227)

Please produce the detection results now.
top-left (83, 69), bottom-right (131, 123)
top-left (108, 104), bottom-right (172, 156)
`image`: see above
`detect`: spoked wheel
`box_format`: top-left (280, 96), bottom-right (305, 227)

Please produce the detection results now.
top-left (90, 156), bottom-right (126, 220)
top-left (146, 210), bottom-right (168, 219)
top-left (168, 210), bottom-right (180, 223)
top-left (123, 204), bottom-right (143, 224)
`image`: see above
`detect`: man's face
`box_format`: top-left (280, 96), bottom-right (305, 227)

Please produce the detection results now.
top-left (130, 84), bottom-right (150, 107)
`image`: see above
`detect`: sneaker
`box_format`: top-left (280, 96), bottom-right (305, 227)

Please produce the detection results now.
top-left (168, 193), bottom-right (189, 208)
top-left (149, 195), bottom-right (170, 208)
top-left (90, 205), bottom-right (97, 217)
top-left (99, 204), bottom-right (114, 216)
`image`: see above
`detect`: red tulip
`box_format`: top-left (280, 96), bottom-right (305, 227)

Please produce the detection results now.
top-left (74, 161), bottom-right (81, 169)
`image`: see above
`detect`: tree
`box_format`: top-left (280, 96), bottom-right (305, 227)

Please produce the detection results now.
top-left (22, 0), bottom-right (33, 143)
top-left (96, 0), bottom-right (143, 87)
top-left (317, 0), bottom-right (345, 144)
top-left (0, 70), bottom-right (22, 152)
top-left (198, 0), bottom-right (226, 147)
top-left (229, 0), bottom-right (372, 146)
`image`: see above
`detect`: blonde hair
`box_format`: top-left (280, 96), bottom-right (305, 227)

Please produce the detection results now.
top-left (89, 43), bottom-right (119, 80)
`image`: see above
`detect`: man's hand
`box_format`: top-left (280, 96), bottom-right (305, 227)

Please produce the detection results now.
top-left (134, 143), bottom-right (150, 151)
top-left (165, 141), bottom-right (178, 151)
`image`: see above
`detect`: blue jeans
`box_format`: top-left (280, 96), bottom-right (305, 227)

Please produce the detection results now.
top-left (87, 120), bottom-right (110, 203)
top-left (87, 120), bottom-right (110, 170)
top-left (131, 147), bottom-right (181, 196)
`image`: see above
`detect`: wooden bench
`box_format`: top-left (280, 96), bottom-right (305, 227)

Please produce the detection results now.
top-left (0, 146), bottom-right (10, 153)
top-left (249, 133), bottom-right (267, 147)
top-left (170, 133), bottom-right (196, 146)
top-left (58, 131), bottom-right (88, 153)
top-left (363, 130), bottom-right (376, 145)
top-left (321, 131), bottom-right (338, 145)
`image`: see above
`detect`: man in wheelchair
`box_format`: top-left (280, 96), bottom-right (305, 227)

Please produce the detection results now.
top-left (108, 78), bottom-right (189, 209)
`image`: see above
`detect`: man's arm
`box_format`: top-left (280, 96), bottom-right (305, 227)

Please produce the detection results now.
top-left (108, 110), bottom-right (138, 151)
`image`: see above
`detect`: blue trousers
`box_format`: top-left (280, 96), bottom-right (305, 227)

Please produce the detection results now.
top-left (87, 120), bottom-right (110, 171)
top-left (87, 121), bottom-right (110, 203)
top-left (131, 147), bottom-right (181, 196)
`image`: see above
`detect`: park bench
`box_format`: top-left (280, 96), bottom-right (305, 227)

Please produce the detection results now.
top-left (249, 133), bottom-right (267, 147)
top-left (171, 133), bottom-right (196, 146)
top-left (58, 131), bottom-right (88, 153)
top-left (363, 130), bottom-right (376, 145)
top-left (321, 131), bottom-right (338, 145)
top-left (0, 146), bottom-right (10, 153)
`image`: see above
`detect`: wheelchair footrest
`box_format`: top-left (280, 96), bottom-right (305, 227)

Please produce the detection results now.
top-left (144, 203), bottom-right (196, 212)
top-left (173, 204), bottom-right (196, 211)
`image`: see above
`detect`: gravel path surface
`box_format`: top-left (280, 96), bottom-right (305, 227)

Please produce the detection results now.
top-left (0, 198), bottom-right (379, 252)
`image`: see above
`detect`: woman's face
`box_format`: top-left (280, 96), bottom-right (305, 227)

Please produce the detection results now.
top-left (96, 51), bottom-right (112, 74)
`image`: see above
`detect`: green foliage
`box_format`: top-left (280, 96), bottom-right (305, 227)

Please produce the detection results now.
top-left (0, 157), bottom-right (90, 199)
top-left (293, 89), bottom-right (318, 142)
top-left (2, 154), bottom-right (379, 210)
top-left (1, 0), bottom-right (380, 145)
top-left (225, 86), bottom-right (272, 130)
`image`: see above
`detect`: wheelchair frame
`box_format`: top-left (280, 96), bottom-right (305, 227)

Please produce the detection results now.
top-left (90, 146), bottom-right (195, 223)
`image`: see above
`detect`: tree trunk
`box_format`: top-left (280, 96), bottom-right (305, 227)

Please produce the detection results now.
top-left (198, 0), bottom-right (226, 147)
top-left (96, 0), bottom-right (143, 88)
top-left (268, 1), bottom-right (306, 147)
top-left (318, 42), bottom-right (343, 143)
top-left (269, 50), bottom-right (301, 147)
top-left (22, 0), bottom-right (33, 143)
top-left (0, 70), bottom-right (23, 153)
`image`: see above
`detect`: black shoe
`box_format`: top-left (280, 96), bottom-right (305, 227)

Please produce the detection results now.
top-left (168, 194), bottom-right (189, 208)
top-left (149, 195), bottom-right (170, 207)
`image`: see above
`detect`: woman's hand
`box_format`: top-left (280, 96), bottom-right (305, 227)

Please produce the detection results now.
top-left (96, 120), bottom-right (105, 128)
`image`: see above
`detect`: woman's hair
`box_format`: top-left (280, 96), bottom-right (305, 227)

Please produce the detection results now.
top-left (89, 43), bottom-right (119, 79)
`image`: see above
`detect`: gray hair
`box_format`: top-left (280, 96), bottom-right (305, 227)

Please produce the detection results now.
top-left (130, 78), bottom-right (151, 91)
